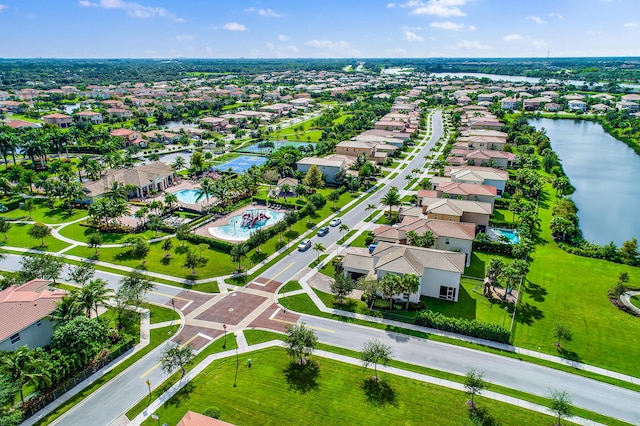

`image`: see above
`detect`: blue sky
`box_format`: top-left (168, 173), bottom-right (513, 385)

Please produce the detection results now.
top-left (0, 0), bottom-right (638, 58)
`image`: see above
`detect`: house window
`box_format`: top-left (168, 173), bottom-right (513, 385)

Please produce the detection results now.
top-left (439, 286), bottom-right (456, 301)
top-left (10, 333), bottom-right (20, 344)
top-left (433, 214), bottom-right (438, 219)
top-left (36, 320), bottom-right (41, 326)
top-left (445, 238), bottom-right (450, 245)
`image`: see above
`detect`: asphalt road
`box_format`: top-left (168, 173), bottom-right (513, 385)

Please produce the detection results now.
top-left (260, 110), bottom-right (444, 284)
top-left (301, 314), bottom-right (640, 425)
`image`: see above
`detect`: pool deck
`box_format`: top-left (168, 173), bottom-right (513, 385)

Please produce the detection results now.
top-left (192, 204), bottom-right (285, 242)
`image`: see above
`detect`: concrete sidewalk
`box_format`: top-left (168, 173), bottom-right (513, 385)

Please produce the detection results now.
top-left (129, 340), bottom-right (604, 426)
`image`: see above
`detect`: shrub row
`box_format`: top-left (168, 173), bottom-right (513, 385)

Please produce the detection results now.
top-left (183, 232), bottom-right (234, 252)
top-left (414, 310), bottom-right (510, 343)
top-left (488, 219), bottom-right (518, 229)
top-left (493, 198), bottom-right (510, 209)
top-left (472, 240), bottom-right (513, 256)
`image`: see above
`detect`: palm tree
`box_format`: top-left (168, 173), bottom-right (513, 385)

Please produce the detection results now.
top-left (382, 186), bottom-right (400, 218)
top-left (164, 192), bottom-right (178, 210)
top-left (196, 177), bottom-right (216, 204)
top-left (84, 278), bottom-right (112, 318)
top-left (106, 181), bottom-right (129, 202)
top-left (0, 346), bottom-right (45, 404)
top-left (338, 223), bottom-right (349, 243)
top-left (172, 156), bottom-right (186, 171)
top-left (380, 273), bottom-right (400, 310)
top-left (134, 205), bottom-right (149, 227)
top-left (398, 274), bottom-right (420, 310)
top-left (313, 242), bottom-right (326, 264)
top-left (48, 295), bottom-right (83, 325)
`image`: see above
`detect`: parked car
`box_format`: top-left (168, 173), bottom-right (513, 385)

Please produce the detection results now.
top-left (298, 239), bottom-right (312, 251)
top-left (317, 227), bottom-right (329, 237)
top-left (329, 218), bottom-right (342, 227)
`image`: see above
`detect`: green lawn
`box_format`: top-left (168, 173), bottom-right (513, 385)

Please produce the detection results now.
top-left (511, 184), bottom-right (640, 375)
top-left (630, 295), bottom-right (640, 310)
top-left (278, 281), bottom-right (302, 293)
top-left (349, 230), bottom-right (372, 248)
top-left (141, 347), bottom-right (559, 426)
top-left (140, 302), bottom-right (179, 324)
top-left (2, 198), bottom-right (88, 224)
top-left (58, 222), bottom-right (168, 245)
top-left (66, 238), bottom-right (234, 280)
top-left (424, 278), bottom-right (512, 327)
top-left (0, 222), bottom-right (71, 252)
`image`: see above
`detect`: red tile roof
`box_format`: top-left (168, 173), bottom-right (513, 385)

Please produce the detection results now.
top-left (0, 279), bottom-right (66, 341)
top-left (177, 411), bottom-right (235, 426)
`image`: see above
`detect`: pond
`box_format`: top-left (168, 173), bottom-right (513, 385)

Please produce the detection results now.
top-left (529, 118), bottom-right (640, 245)
top-left (430, 72), bottom-right (640, 90)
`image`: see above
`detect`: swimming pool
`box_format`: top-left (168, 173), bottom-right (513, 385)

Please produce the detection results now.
top-left (238, 140), bottom-right (316, 155)
top-left (493, 228), bottom-right (520, 244)
top-left (208, 209), bottom-right (285, 241)
top-left (213, 155), bottom-right (267, 173)
top-left (173, 189), bottom-right (203, 204)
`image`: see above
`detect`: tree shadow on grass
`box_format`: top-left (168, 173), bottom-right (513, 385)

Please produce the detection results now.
top-left (557, 347), bottom-right (581, 363)
top-left (523, 281), bottom-right (547, 302)
top-left (174, 245), bottom-right (190, 255)
top-left (361, 377), bottom-right (396, 406)
top-left (283, 359), bottom-right (320, 394)
top-left (515, 302), bottom-right (544, 325)
top-left (166, 380), bottom-right (195, 408)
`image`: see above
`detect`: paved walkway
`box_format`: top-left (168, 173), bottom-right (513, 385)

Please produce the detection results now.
top-left (620, 291), bottom-right (640, 315)
top-left (129, 340), bottom-right (605, 426)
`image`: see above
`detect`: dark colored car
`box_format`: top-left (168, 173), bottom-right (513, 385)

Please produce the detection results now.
top-left (318, 227), bottom-right (329, 237)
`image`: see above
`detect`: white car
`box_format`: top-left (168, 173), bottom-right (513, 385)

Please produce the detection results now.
top-left (329, 218), bottom-right (342, 227)
top-left (298, 239), bottom-right (311, 251)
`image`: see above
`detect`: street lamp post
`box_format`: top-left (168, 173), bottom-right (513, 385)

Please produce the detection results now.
top-left (234, 336), bottom-right (239, 388)
top-left (223, 324), bottom-right (227, 349)
top-left (170, 298), bottom-right (175, 321)
top-left (146, 379), bottom-right (151, 408)
top-left (502, 306), bottom-right (509, 328)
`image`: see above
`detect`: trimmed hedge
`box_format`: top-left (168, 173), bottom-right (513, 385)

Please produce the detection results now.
top-left (414, 310), bottom-right (510, 343)
top-left (493, 198), bottom-right (510, 209)
top-left (488, 219), bottom-right (518, 229)
top-left (472, 240), bottom-right (513, 256)
top-left (183, 233), bottom-right (234, 252)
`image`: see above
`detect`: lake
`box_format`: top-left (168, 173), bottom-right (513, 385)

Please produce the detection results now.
top-left (430, 72), bottom-right (640, 90)
top-left (529, 118), bottom-right (640, 245)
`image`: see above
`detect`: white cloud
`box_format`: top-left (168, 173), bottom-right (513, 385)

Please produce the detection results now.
top-left (548, 12), bottom-right (564, 20)
top-left (175, 34), bottom-right (194, 41)
top-left (386, 47), bottom-right (408, 55)
top-left (624, 22), bottom-right (638, 27)
top-left (0, 4), bottom-right (8, 12)
top-left (457, 40), bottom-right (490, 50)
top-left (223, 22), bottom-right (247, 31)
top-left (404, 30), bottom-right (424, 41)
top-left (531, 38), bottom-right (549, 50)
top-left (278, 34), bottom-right (289, 41)
top-left (504, 33), bottom-right (523, 41)
top-left (430, 21), bottom-right (475, 31)
top-left (78, 0), bottom-right (183, 21)
top-left (306, 40), bottom-right (350, 49)
top-left (245, 7), bottom-right (283, 17)
top-left (259, 8), bottom-right (282, 17)
top-left (305, 39), bottom-right (360, 56)
top-left (526, 15), bottom-right (546, 24)
top-left (391, 0), bottom-right (471, 17)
